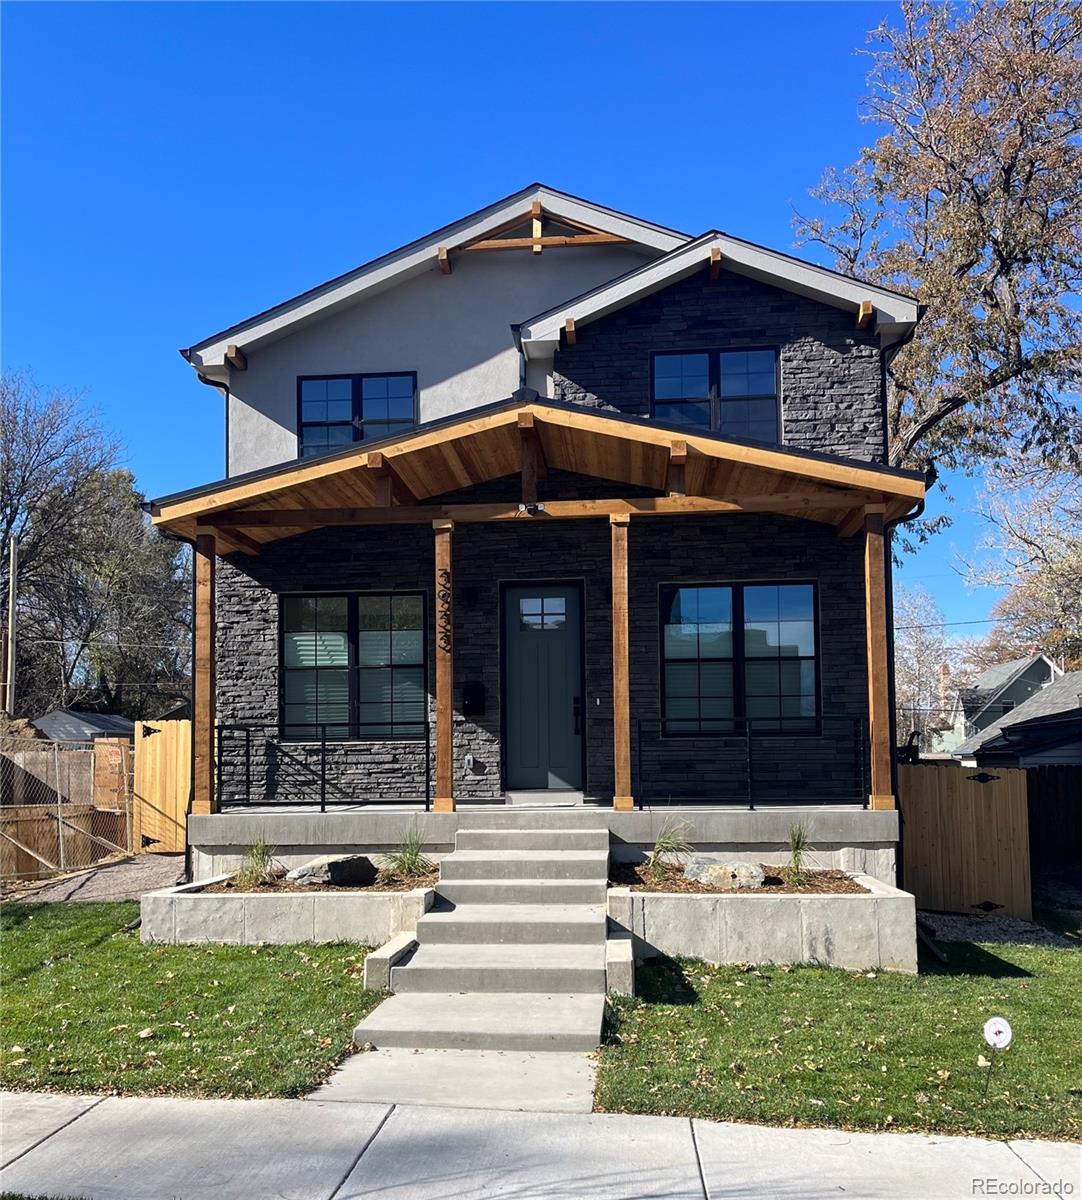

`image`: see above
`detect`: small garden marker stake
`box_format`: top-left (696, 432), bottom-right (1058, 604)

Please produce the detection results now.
top-left (981, 1016), bottom-right (1012, 1100)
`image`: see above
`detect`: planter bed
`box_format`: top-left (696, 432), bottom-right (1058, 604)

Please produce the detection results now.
top-left (611, 862), bottom-right (868, 895)
top-left (141, 874), bottom-right (434, 946)
top-left (608, 873), bottom-right (916, 974)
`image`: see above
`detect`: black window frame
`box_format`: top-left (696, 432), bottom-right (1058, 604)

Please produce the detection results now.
top-left (278, 590), bottom-right (427, 742)
top-left (657, 579), bottom-right (820, 737)
top-left (296, 372), bottom-right (418, 459)
top-left (649, 348), bottom-right (782, 445)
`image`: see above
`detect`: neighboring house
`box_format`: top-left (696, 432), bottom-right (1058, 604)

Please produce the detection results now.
top-left (31, 709), bottom-right (135, 742)
top-left (933, 654), bottom-right (1062, 755)
top-left (953, 669), bottom-right (1082, 767)
top-left (148, 183), bottom-right (926, 815)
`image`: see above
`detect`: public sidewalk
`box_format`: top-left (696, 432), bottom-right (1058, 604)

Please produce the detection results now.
top-left (1, 1090), bottom-right (1078, 1200)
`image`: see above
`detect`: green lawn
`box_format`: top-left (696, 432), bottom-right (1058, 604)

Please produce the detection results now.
top-left (0, 902), bottom-right (382, 1098)
top-left (596, 943), bottom-right (1082, 1141)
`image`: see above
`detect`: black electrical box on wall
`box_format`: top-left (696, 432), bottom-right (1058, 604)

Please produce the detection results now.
top-left (462, 682), bottom-right (486, 717)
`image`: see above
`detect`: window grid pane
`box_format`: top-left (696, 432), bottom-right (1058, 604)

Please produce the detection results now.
top-left (282, 593), bottom-right (425, 741)
top-left (662, 583), bottom-right (817, 735)
top-left (652, 350), bottom-right (780, 446)
top-left (299, 374), bottom-right (416, 458)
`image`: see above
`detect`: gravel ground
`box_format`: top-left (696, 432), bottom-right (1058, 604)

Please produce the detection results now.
top-left (919, 909), bottom-right (1079, 949)
top-left (3, 853), bottom-right (184, 903)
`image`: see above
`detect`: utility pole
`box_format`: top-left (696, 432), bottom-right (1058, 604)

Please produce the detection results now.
top-left (5, 538), bottom-right (16, 716)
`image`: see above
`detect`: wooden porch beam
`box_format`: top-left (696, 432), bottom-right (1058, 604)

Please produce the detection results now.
top-left (193, 533), bottom-right (216, 816)
top-left (433, 520), bottom-right (454, 812)
top-left (864, 510), bottom-right (895, 810)
top-left (666, 439), bottom-right (688, 497)
top-left (209, 493), bottom-right (862, 529)
top-left (836, 501), bottom-right (885, 538)
top-left (610, 515), bottom-right (634, 810)
top-left (518, 412), bottom-right (548, 504)
top-left (364, 451), bottom-right (418, 507)
top-left (209, 527), bottom-right (262, 556)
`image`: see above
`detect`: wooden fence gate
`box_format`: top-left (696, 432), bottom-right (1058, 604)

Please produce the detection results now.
top-left (898, 763), bottom-right (1032, 920)
top-left (133, 721), bottom-right (191, 854)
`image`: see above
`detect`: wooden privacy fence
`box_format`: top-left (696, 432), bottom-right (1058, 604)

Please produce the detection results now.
top-left (132, 720), bottom-right (191, 854)
top-left (898, 763), bottom-right (1032, 920)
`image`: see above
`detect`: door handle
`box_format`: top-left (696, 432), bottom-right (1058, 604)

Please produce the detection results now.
top-left (573, 696), bottom-right (582, 736)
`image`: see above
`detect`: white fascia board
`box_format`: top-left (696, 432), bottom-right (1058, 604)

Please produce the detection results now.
top-left (519, 234), bottom-right (921, 354)
top-left (186, 187), bottom-right (689, 370)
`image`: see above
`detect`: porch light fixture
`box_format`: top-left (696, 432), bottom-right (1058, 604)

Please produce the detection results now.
top-left (518, 502), bottom-right (546, 516)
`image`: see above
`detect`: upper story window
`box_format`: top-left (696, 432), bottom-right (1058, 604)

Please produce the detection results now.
top-left (298, 373), bottom-right (417, 459)
top-left (651, 349), bottom-right (779, 445)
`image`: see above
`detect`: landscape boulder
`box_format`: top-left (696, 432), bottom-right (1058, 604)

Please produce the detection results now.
top-left (285, 853), bottom-right (378, 887)
top-left (684, 857), bottom-right (765, 891)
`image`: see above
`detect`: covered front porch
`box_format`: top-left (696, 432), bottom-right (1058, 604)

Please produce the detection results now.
top-left (148, 393), bottom-right (924, 818)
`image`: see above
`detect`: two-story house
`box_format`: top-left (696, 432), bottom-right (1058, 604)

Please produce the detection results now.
top-left (148, 184), bottom-right (925, 823)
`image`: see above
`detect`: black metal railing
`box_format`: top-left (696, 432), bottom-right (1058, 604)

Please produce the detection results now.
top-left (215, 722), bottom-right (431, 811)
top-left (634, 715), bottom-right (867, 809)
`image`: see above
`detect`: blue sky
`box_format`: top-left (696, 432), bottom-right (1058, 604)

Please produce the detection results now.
top-left (1, 1), bottom-right (1002, 635)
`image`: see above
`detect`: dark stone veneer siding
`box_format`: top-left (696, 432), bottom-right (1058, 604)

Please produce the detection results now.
top-left (553, 267), bottom-right (886, 463)
top-left (215, 504), bottom-right (870, 805)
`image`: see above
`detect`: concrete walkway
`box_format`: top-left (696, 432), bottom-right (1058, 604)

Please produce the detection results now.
top-left (2, 1091), bottom-right (1078, 1200)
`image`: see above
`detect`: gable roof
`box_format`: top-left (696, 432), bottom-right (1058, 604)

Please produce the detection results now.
top-left (959, 653), bottom-right (1060, 721)
top-left (514, 231), bottom-right (923, 354)
top-left (148, 391), bottom-right (925, 553)
top-left (182, 184), bottom-right (689, 376)
top-left (954, 669), bottom-right (1081, 758)
top-left (32, 709), bottom-right (135, 741)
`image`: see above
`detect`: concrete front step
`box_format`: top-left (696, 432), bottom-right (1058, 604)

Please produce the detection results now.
top-left (390, 942), bottom-right (607, 994)
top-left (455, 828), bottom-right (610, 852)
top-left (416, 903), bottom-right (606, 946)
top-left (353, 991), bottom-right (605, 1052)
top-left (439, 850), bottom-right (609, 882)
top-left (435, 879), bottom-right (607, 906)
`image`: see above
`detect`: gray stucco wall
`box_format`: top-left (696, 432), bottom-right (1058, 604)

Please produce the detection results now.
top-left (215, 492), bottom-right (870, 805)
top-left (553, 267), bottom-right (886, 462)
top-left (225, 245), bottom-right (655, 476)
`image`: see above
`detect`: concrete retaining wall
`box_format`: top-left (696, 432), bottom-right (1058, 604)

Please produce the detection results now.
top-left (607, 875), bottom-right (916, 973)
top-left (190, 808), bottom-right (898, 885)
top-left (140, 877), bottom-right (434, 946)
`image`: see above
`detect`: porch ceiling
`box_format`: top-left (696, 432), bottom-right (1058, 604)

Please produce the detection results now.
top-left (149, 394), bottom-right (925, 553)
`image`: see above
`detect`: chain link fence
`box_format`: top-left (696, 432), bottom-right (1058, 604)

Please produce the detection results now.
top-left (0, 735), bottom-right (134, 881)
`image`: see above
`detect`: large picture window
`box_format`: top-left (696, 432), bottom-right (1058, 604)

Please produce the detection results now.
top-left (660, 582), bottom-right (817, 734)
top-left (652, 349), bottom-right (779, 444)
top-left (281, 594), bottom-right (425, 740)
top-left (298, 373), bottom-right (416, 459)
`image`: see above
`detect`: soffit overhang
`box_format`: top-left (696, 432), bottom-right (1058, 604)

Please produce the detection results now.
top-left (149, 395), bottom-right (925, 553)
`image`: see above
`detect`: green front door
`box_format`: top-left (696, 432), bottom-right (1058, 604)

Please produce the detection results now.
top-left (504, 584), bottom-right (584, 790)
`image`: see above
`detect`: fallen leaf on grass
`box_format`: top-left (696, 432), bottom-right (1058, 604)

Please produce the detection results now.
top-left (137, 1028), bottom-right (154, 1039)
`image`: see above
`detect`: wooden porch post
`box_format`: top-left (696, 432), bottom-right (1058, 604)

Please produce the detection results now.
top-left (863, 509), bottom-right (895, 810)
top-left (433, 519), bottom-right (455, 811)
top-left (193, 532), bottom-right (217, 815)
top-left (610, 515), bottom-right (634, 810)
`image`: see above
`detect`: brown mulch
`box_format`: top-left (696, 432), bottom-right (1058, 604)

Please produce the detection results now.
top-left (202, 868), bottom-right (439, 895)
top-left (610, 861), bottom-right (868, 895)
